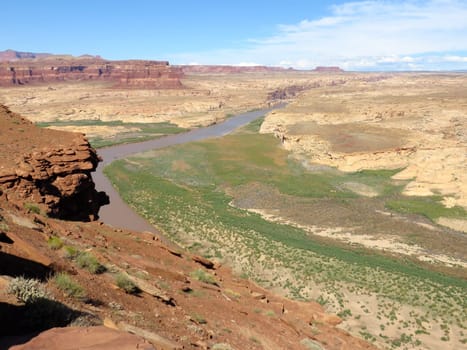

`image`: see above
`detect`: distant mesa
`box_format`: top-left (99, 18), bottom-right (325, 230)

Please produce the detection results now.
top-left (0, 49), bottom-right (52, 62)
top-left (0, 49), bottom-right (183, 89)
top-left (312, 66), bottom-right (344, 72)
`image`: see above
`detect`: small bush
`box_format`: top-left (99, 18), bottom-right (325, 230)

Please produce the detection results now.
top-left (54, 273), bottom-right (86, 299)
top-left (115, 273), bottom-right (139, 294)
top-left (63, 245), bottom-right (79, 259)
top-left (190, 269), bottom-right (218, 286)
top-left (7, 276), bottom-right (50, 304)
top-left (0, 213), bottom-right (8, 231)
top-left (47, 236), bottom-right (63, 250)
top-left (76, 252), bottom-right (106, 274)
top-left (24, 203), bottom-right (41, 214)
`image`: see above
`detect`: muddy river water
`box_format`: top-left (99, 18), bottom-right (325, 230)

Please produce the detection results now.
top-left (94, 104), bottom-right (284, 232)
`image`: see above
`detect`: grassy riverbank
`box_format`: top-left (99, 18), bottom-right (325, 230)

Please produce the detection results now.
top-left (37, 119), bottom-right (187, 148)
top-left (104, 120), bottom-right (466, 349)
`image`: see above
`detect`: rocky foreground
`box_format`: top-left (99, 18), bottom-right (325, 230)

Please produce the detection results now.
top-left (0, 104), bottom-right (375, 349)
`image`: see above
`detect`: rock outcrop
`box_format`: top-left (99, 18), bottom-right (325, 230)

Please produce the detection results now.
top-left (313, 66), bottom-right (344, 72)
top-left (10, 326), bottom-right (155, 350)
top-left (0, 49), bottom-right (52, 62)
top-left (0, 55), bottom-right (183, 89)
top-left (0, 104), bottom-right (108, 220)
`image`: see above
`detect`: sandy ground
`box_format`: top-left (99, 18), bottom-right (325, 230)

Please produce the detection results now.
top-left (247, 207), bottom-right (467, 269)
top-left (0, 72), bottom-right (318, 130)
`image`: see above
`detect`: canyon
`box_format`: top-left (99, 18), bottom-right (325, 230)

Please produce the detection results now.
top-left (0, 52), bottom-right (466, 349)
top-left (0, 103), bottom-right (375, 349)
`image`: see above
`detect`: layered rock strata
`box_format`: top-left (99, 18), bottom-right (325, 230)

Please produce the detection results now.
top-left (0, 104), bottom-right (108, 220)
top-left (0, 58), bottom-right (183, 89)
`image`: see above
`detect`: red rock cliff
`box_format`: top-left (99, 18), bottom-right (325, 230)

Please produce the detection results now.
top-left (0, 104), bottom-right (108, 221)
top-left (0, 57), bottom-right (183, 89)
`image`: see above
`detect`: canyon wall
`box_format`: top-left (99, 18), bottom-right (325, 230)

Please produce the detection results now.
top-left (0, 56), bottom-right (183, 89)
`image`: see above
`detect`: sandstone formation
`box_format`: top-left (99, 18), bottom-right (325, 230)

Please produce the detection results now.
top-left (0, 54), bottom-right (183, 89)
top-left (313, 66), bottom-right (344, 72)
top-left (0, 104), bottom-right (108, 220)
top-left (0, 49), bottom-right (52, 62)
top-left (10, 326), bottom-right (155, 350)
top-left (261, 73), bottom-right (467, 211)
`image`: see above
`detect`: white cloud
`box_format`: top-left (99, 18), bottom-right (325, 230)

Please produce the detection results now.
top-left (443, 55), bottom-right (467, 62)
top-left (172, 0), bottom-right (467, 70)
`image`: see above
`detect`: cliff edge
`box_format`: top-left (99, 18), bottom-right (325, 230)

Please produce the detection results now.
top-left (0, 105), bottom-right (108, 220)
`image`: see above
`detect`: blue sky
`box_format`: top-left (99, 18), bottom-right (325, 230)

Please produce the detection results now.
top-left (3, 0), bottom-right (467, 71)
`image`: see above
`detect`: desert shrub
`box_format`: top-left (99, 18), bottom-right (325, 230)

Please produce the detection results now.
top-left (0, 213), bottom-right (8, 231)
top-left (63, 245), bottom-right (79, 259)
top-left (24, 203), bottom-right (40, 214)
top-left (76, 252), bottom-right (106, 274)
top-left (7, 276), bottom-right (50, 304)
top-left (190, 269), bottom-right (218, 286)
top-left (114, 273), bottom-right (139, 294)
top-left (47, 236), bottom-right (63, 250)
top-left (54, 273), bottom-right (86, 299)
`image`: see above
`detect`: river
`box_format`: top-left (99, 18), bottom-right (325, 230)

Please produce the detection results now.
top-left (94, 104), bottom-right (284, 233)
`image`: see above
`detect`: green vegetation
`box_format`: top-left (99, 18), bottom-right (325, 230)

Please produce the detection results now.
top-left (0, 213), bottom-right (8, 231)
top-left (190, 269), bottom-right (219, 286)
top-left (36, 119), bottom-right (187, 148)
top-left (47, 236), bottom-right (64, 250)
top-left (104, 118), bottom-right (467, 349)
top-left (63, 245), bottom-right (79, 259)
top-left (114, 273), bottom-right (139, 294)
top-left (386, 196), bottom-right (467, 221)
top-left (76, 251), bottom-right (106, 274)
top-left (24, 202), bottom-right (41, 214)
top-left (241, 116), bottom-right (265, 133)
top-left (7, 277), bottom-right (50, 304)
top-left (54, 273), bottom-right (86, 299)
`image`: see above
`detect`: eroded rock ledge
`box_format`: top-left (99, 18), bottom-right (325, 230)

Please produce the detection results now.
top-left (0, 104), bottom-right (108, 220)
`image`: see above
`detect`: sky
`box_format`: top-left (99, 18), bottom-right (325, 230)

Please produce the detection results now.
top-left (2, 0), bottom-right (467, 71)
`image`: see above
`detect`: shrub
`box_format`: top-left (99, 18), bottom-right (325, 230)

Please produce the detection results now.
top-left (47, 236), bottom-right (63, 250)
top-left (7, 276), bottom-right (50, 304)
top-left (63, 245), bottom-right (79, 259)
top-left (54, 273), bottom-right (86, 299)
top-left (0, 213), bottom-right (8, 231)
top-left (114, 273), bottom-right (139, 294)
top-left (190, 269), bottom-right (218, 286)
top-left (76, 252), bottom-right (106, 274)
top-left (24, 203), bottom-right (41, 214)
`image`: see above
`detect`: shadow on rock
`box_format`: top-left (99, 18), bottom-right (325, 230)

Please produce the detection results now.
top-left (0, 299), bottom-right (99, 347)
top-left (0, 251), bottom-right (51, 281)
